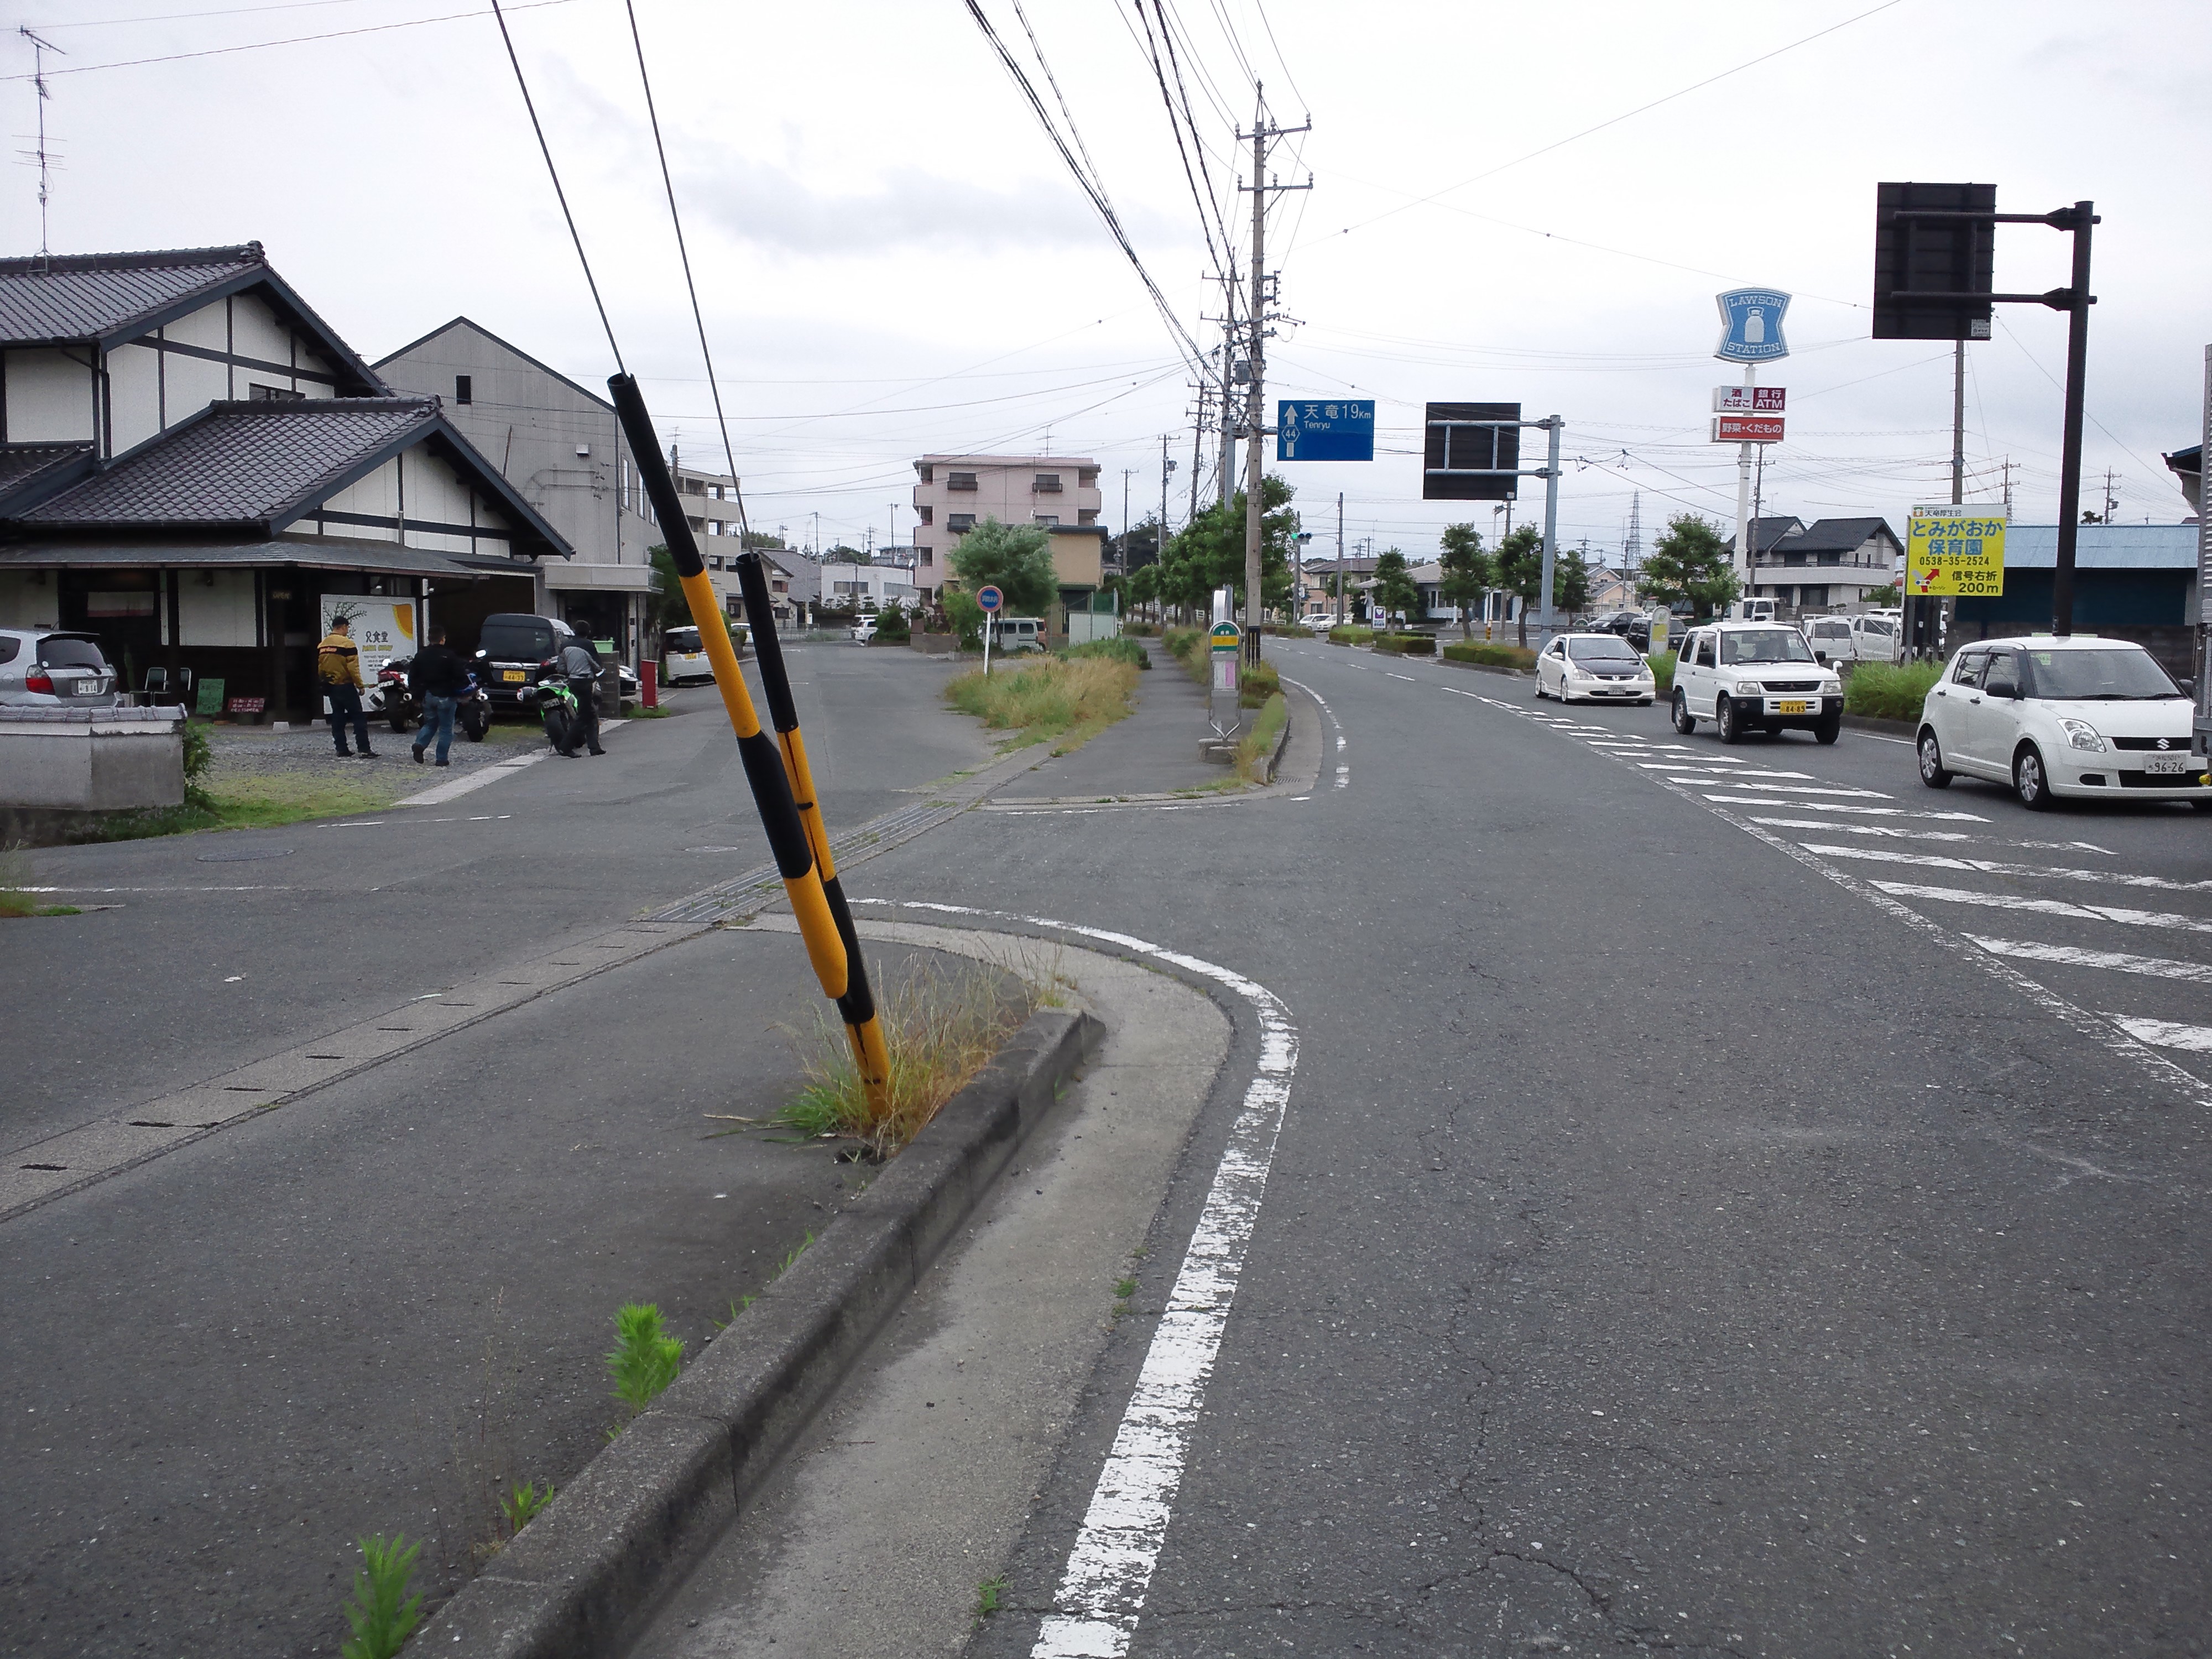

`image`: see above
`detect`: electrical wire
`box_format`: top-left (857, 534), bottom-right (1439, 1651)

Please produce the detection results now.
top-left (1134, 0), bottom-right (1227, 277)
top-left (620, 0), bottom-right (748, 540)
top-left (486, 0), bottom-right (622, 375)
top-left (1153, 0), bottom-right (1236, 251)
top-left (0, 0), bottom-right (580, 80)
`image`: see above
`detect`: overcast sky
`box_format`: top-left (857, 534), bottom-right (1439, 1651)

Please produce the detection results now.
top-left (13, 0), bottom-right (2210, 562)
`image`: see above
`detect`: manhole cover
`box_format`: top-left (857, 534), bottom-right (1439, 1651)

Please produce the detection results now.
top-left (195, 847), bottom-right (295, 863)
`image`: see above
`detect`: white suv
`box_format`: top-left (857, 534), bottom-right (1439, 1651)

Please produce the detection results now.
top-left (1671, 622), bottom-right (1843, 744)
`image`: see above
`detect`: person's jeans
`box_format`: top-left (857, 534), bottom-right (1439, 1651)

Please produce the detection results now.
top-left (325, 683), bottom-right (370, 754)
top-left (567, 675), bottom-right (602, 753)
top-left (414, 693), bottom-right (457, 761)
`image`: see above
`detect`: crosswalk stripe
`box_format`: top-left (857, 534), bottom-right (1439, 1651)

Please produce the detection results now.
top-left (1754, 817), bottom-right (1978, 844)
top-left (1703, 795), bottom-right (1985, 820)
top-left (1804, 844), bottom-right (2212, 894)
top-left (1874, 881), bottom-right (2212, 936)
top-left (1968, 936), bottom-right (2212, 985)
top-left (2106, 1014), bottom-right (2212, 1053)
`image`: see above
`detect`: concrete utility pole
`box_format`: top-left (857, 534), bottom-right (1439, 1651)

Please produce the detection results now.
top-left (1190, 392), bottom-right (1204, 524)
top-left (1218, 330), bottom-right (1236, 509)
top-left (1161, 434), bottom-right (1176, 557)
top-left (1238, 86), bottom-right (1311, 664)
top-left (1334, 491), bottom-right (1345, 625)
top-left (1950, 342), bottom-right (1966, 505)
top-left (1537, 416), bottom-right (1562, 642)
top-left (1122, 468), bottom-right (1134, 559)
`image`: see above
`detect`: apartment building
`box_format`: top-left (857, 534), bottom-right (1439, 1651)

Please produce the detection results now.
top-left (910, 453), bottom-right (1102, 601)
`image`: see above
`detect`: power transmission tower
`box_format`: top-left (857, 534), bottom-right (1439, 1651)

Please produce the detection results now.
top-left (1237, 87), bottom-right (1310, 663)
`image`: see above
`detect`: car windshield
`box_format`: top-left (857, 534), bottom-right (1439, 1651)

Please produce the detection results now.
top-left (480, 619), bottom-right (557, 660)
top-left (2024, 646), bottom-right (2181, 701)
top-left (1860, 618), bottom-right (1895, 635)
top-left (1567, 637), bottom-right (1640, 663)
top-left (1720, 629), bottom-right (1815, 666)
top-left (37, 637), bottom-right (108, 671)
top-left (665, 628), bottom-right (702, 653)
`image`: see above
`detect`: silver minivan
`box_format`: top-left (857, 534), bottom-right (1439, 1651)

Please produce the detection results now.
top-left (0, 628), bottom-right (118, 707)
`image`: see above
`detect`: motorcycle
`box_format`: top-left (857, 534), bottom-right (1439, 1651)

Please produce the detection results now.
top-left (375, 659), bottom-right (492, 742)
top-left (520, 668), bottom-right (594, 755)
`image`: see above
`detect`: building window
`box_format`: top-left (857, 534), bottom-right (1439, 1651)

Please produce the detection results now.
top-left (947, 472), bottom-right (978, 491)
top-left (1034, 514), bottom-right (1060, 526)
top-left (1034, 472), bottom-right (1062, 493)
top-left (920, 547), bottom-right (933, 565)
top-left (707, 555), bottom-right (723, 569)
top-left (455, 374), bottom-right (473, 405)
top-left (948, 513), bottom-right (976, 533)
top-left (916, 505), bottom-right (933, 525)
top-left (917, 463), bottom-right (934, 484)
top-left (248, 383), bottom-right (304, 401)
top-left (1077, 508), bottom-right (1098, 525)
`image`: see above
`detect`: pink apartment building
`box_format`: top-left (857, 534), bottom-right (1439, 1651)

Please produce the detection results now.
top-left (910, 453), bottom-right (1103, 603)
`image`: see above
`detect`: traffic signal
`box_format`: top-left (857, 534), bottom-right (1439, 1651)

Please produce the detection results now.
top-left (1874, 182), bottom-right (1996, 341)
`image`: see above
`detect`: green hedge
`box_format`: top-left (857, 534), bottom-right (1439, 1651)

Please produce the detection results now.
top-left (1441, 641), bottom-right (1536, 671)
top-left (1845, 660), bottom-right (1943, 721)
top-left (1373, 633), bottom-right (1437, 656)
top-left (1327, 626), bottom-right (1375, 646)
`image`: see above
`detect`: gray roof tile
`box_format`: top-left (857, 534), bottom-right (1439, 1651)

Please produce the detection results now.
top-left (21, 399), bottom-right (437, 527)
top-left (0, 442), bottom-right (91, 496)
top-left (0, 244), bottom-right (265, 346)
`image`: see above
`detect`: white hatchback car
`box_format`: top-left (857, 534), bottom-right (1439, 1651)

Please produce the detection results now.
top-left (0, 628), bottom-right (119, 707)
top-left (1671, 622), bottom-right (1844, 743)
top-left (1534, 632), bottom-right (1656, 704)
top-left (1916, 635), bottom-right (2211, 810)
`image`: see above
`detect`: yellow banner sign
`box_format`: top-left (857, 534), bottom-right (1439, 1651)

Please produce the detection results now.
top-left (1908, 505), bottom-right (2006, 597)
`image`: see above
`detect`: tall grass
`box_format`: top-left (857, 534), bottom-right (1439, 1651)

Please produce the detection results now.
top-left (779, 951), bottom-right (1061, 1159)
top-left (1646, 650), bottom-right (1677, 695)
top-left (1846, 660), bottom-right (1943, 721)
top-left (1061, 635), bottom-right (1149, 669)
top-left (945, 656), bottom-right (1138, 750)
top-left (1235, 692), bottom-right (1288, 782)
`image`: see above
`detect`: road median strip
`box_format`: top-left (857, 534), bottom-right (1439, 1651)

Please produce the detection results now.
top-left (418, 1004), bottom-right (1100, 1658)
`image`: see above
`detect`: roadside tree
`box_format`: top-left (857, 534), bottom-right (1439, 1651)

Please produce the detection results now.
top-left (1493, 525), bottom-right (1545, 645)
top-left (950, 518), bottom-right (1058, 615)
top-left (1552, 544), bottom-right (1593, 619)
top-left (1437, 523), bottom-right (1493, 640)
top-left (1371, 549), bottom-right (1421, 628)
top-left (1641, 514), bottom-right (1740, 620)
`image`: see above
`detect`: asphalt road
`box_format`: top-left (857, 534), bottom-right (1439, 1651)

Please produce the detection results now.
top-left (950, 637), bottom-right (2212, 1658)
top-left (12, 633), bottom-right (2212, 1656)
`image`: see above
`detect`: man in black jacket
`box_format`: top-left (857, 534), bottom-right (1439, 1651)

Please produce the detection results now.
top-left (408, 627), bottom-right (470, 765)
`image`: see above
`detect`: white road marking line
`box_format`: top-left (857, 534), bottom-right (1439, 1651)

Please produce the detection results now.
top-left (1385, 671), bottom-right (1416, 682)
top-left (1750, 817), bottom-right (2112, 854)
top-left (1870, 880), bottom-right (2212, 936)
top-left (1702, 795), bottom-right (1985, 820)
top-left (1968, 936), bottom-right (2212, 986)
top-left (20, 885), bottom-right (288, 894)
top-left (395, 749), bottom-right (549, 807)
top-left (1698, 782), bottom-right (1891, 799)
top-left (1334, 765), bottom-right (1349, 789)
top-left (851, 900), bottom-right (1295, 1659)
top-left (2106, 1014), bottom-right (2212, 1053)
top-left (1857, 732), bottom-right (1913, 745)
top-left (1803, 843), bottom-right (2212, 894)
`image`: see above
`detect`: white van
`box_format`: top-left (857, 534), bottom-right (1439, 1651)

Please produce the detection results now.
top-left (987, 616), bottom-right (1046, 655)
top-left (662, 625), bottom-right (712, 685)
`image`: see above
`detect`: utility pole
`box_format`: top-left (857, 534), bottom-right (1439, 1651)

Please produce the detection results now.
top-left (1950, 342), bottom-right (1967, 505)
top-left (1161, 434), bottom-right (1176, 561)
top-left (1121, 468), bottom-right (1134, 562)
top-left (1238, 85), bottom-right (1311, 664)
top-left (1334, 491), bottom-right (1344, 625)
top-left (1217, 330), bottom-right (1237, 509)
top-left (2101, 467), bottom-right (2120, 523)
top-left (1189, 387), bottom-right (1205, 524)
top-left (1537, 416), bottom-right (1562, 644)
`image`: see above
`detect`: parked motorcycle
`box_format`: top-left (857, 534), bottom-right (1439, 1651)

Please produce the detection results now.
top-left (520, 669), bottom-right (594, 755)
top-left (373, 658), bottom-right (491, 741)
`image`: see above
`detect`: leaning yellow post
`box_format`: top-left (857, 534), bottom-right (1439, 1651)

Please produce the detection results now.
top-left (607, 374), bottom-right (859, 1027)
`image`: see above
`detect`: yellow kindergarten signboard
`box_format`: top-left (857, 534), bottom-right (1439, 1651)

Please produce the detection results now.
top-left (1908, 504), bottom-right (2007, 597)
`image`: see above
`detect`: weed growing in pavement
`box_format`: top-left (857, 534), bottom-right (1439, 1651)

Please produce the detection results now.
top-left (498, 1479), bottom-right (555, 1536)
top-left (945, 656), bottom-right (1138, 753)
top-left (1235, 692), bottom-right (1288, 783)
top-left (710, 1230), bottom-right (816, 1332)
top-left (1114, 1277), bottom-right (1138, 1299)
top-left (605, 1303), bottom-right (684, 1433)
top-left (775, 949), bottom-right (1065, 1159)
top-left (339, 1533), bottom-right (424, 1659)
top-left (974, 1573), bottom-right (1009, 1621)
top-left (0, 848), bottom-right (77, 917)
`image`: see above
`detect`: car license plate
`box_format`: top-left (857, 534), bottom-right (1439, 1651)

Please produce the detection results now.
top-left (1776, 700), bottom-right (1809, 715)
top-left (502, 669), bottom-right (526, 684)
top-left (2144, 754), bottom-right (2188, 775)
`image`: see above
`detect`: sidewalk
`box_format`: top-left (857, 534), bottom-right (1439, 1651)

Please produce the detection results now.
top-left (993, 641), bottom-right (1230, 801)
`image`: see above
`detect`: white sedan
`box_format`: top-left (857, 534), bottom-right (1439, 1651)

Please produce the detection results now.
top-left (1534, 632), bottom-right (1657, 704)
top-left (1916, 635), bottom-right (2211, 810)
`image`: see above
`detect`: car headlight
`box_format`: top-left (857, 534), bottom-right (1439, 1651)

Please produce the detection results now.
top-left (1734, 681), bottom-right (1764, 696)
top-left (2058, 717), bottom-right (2106, 753)
top-left (1821, 677), bottom-right (1843, 695)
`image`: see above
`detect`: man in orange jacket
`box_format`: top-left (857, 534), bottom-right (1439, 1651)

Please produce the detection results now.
top-left (317, 614), bottom-right (375, 758)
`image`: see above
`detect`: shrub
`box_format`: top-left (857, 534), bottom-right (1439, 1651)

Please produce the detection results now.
top-left (1373, 633), bottom-right (1434, 656)
top-left (1235, 691), bottom-right (1288, 781)
top-left (943, 590), bottom-right (984, 650)
top-left (1161, 626), bottom-right (1204, 662)
top-left (1062, 635), bottom-right (1148, 670)
top-left (1646, 650), bottom-right (1677, 695)
top-left (870, 607), bottom-right (910, 643)
top-left (1845, 660), bottom-right (1943, 721)
top-left (1327, 627), bottom-right (1374, 646)
top-left (180, 718), bottom-right (213, 780)
top-left (1441, 641), bottom-right (1536, 671)
top-left (1240, 659), bottom-right (1280, 708)
top-left (946, 656), bottom-right (1139, 748)
top-left (1123, 620), bottom-right (1158, 637)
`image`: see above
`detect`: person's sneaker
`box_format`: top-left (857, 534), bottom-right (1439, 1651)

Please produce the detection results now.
top-left (411, 745), bottom-right (426, 765)
top-left (358, 749), bottom-right (379, 759)
top-left (435, 757), bottom-right (451, 768)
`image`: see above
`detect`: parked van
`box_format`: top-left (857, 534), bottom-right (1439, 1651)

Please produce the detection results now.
top-left (663, 625), bottom-right (713, 685)
top-left (1805, 612), bottom-right (1902, 665)
top-left (987, 616), bottom-right (1046, 654)
top-left (1725, 597), bottom-right (1779, 623)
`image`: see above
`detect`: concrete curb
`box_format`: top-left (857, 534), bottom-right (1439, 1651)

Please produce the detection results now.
top-left (418, 1006), bottom-right (1102, 1657)
top-left (1437, 654), bottom-right (1536, 681)
top-left (1842, 713), bottom-right (1917, 737)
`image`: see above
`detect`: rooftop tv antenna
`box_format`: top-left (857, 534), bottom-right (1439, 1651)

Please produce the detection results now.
top-left (18, 28), bottom-right (63, 259)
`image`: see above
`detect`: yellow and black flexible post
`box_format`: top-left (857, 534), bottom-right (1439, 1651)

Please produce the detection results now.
top-left (732, 552), bottom-right (891, 1093)
top-left (607, 375), bottom-right (885, 1108)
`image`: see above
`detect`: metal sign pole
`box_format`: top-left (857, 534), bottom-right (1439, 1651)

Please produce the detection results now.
top-left (1538, 416), bottom-right (1561, 645)
top-left (2197, 344), bottom-right (2211, 759)
top-left (2051, 200), bottom-right (2095, 637)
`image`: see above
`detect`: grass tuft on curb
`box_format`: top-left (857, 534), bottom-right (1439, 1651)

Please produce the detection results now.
top-left (778, 950), bottom-right (1064, 1159)
top-left (1845, 660), bottom-right (1943, 721)
top-left (945, 656), bottom-right (1139, 754)
top-left (1235, 692), bottom-right (1288, 782)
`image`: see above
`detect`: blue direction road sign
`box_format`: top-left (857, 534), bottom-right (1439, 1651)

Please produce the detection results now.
top-left (976, 585), bottom-right (1003, 612)
top-left (1714, 288), bottom-right (1791, 363)
top-left (1277, 399), bottom-right (1374, 462)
